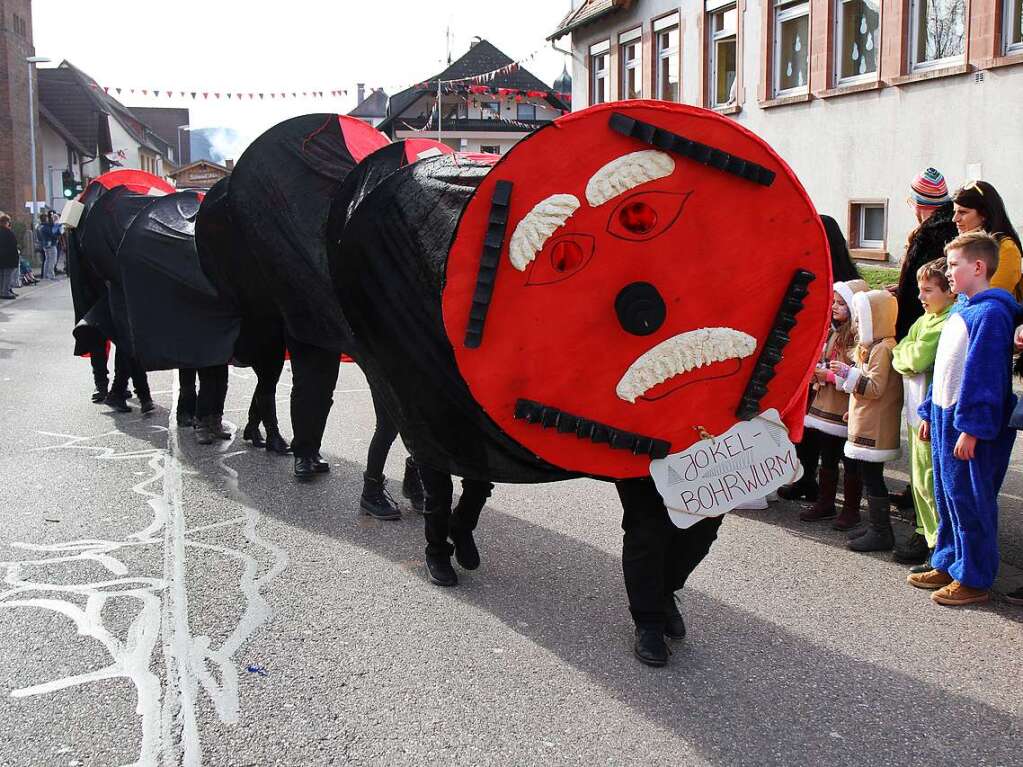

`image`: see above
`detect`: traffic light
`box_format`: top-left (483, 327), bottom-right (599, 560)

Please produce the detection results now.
top-left (61, 169), bottom-right (76, 199)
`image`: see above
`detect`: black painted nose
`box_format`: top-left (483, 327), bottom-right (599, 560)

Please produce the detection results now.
top-left (615, 282), bottom-right (666, 336)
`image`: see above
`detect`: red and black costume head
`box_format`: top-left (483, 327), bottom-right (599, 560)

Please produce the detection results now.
top-left (337, 102), bottom-right (831, 482)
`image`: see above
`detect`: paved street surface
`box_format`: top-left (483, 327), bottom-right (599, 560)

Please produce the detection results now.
top-left (1, 282), bottom-right (1020, 767)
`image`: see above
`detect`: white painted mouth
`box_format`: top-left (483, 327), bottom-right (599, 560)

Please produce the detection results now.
top-left (616, 327), bottom-right (758, 403)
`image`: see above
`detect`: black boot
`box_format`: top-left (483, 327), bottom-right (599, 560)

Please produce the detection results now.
top-left (360, 474), bottom-right (401, 520)
top-left (265, 428), bottom-right (291, 455)
top-left (104, 391), bottom-right (132, 413)
top-left (448, 524), bottom-right (480, 570)
top-left (848, 495), bottom-right (894, 552)
top-left (207, 416), bottom-right (231, 440)
top-left (402, 457), bottom-right (426, 513)
top-left (664, 595), bottom-right (686, 639)
top-left (243, 422), bottom-right (266, 447)
top-left (294, 454), bottom-right (329, 478)
top-left (92, 381), bottom-right (109, 404)
top-left (139, 398), bottom-right (155, 414)
top-left (176, 410), bottom-right (195, 428)
top-left (634, 625), bottom-right (671, 667)
top-left (425, 553), bottom-right (458, 586)
top-left (893, 532), bottom-right (930, 564)
top-left (195, 417), bottom-right (214, 445)
top-left (777, 474), bottom-right (819, 502)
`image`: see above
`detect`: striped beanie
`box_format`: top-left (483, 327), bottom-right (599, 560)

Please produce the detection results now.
top-left (911, 167), bottom-right (951, 207)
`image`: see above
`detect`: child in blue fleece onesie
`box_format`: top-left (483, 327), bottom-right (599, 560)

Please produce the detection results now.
top-left (911, 231), bottom-right (1021, 606)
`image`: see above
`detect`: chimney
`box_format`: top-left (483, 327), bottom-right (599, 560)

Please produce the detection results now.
top-left (225, 159), bottom-right (234, 170)
top-left (357, 83), bottom-right (366, 104)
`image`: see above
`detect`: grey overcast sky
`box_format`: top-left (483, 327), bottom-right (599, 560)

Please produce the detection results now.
top-left (33, 0), bottom-right (575, 157)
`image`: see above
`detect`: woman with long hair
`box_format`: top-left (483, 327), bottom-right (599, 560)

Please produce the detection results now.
top-left (952, 180), bottom-right (1022, 300)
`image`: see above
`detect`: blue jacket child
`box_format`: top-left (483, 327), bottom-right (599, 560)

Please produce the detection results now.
top-left (919, 287), bottom-right (1022, 592)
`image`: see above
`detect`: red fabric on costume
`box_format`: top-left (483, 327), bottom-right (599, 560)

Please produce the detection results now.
top-left (441, 101), bottom-right (830, 478)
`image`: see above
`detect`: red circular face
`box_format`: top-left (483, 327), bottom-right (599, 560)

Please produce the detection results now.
top-left (442, 102), bottom-right (831, 479)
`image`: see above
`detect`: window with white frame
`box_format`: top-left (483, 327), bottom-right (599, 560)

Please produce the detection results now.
top-left (774, 0), bottom-right (810, 95)
top-left (708, 1), bottom-right (738, 107)
top-left (590, 41), bottom-right (610, 104)
top-left (1006, 0), bottom-right (1023, 54)
top-left (835, 0), bottom-right (880, 82)
top-left (655, 15), bottom-right (681, 101)
top-left (620, 28), bottom-right (643, 100)
top-left (850, 201), bottom-right (887, 252)
top-left (909, 0), bottom-right (966, 70)
top-left (516, 103), bottom-right (537, 121)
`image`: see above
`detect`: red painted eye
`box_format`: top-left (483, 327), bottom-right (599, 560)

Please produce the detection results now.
top-left (527, 234), bottom-right (595, 285)
top-left (607, 191), bottom-right (690, 242)
top-left (619, 202), bottom-right (657, 234)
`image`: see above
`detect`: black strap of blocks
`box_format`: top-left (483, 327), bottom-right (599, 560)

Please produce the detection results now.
top-left (735, 269), bottom-right (816, 420)
top-left (609, 112), bottom-right (776, 187)
top-left (464, 180), bottom-right (513, 348)
top-left (514, 399), bottom-right (671, 459)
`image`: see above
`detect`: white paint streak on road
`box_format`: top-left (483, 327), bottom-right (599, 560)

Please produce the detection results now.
top-left (1, 380), bottom-right (289, 765)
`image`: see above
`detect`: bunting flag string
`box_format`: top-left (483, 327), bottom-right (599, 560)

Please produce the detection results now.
top-left (88, 83), bottom-right (350, 100)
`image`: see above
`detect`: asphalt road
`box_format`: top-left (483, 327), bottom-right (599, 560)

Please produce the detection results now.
top-left (0, 281), bottom-right (1020, 767)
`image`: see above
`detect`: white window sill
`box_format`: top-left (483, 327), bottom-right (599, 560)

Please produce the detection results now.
top-left (890, 62), bottom-right (970, 86)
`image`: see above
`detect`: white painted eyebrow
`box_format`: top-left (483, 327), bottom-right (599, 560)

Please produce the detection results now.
top-left (585, 150), bottom-right (675, 207)
top-left (508, 193), bottom-right (581, 271)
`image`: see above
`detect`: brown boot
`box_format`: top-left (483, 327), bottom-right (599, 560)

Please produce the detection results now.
top-left (799, 468), bottom-right (838, 521)
top-left (832, 470), bottom-right (863, 530)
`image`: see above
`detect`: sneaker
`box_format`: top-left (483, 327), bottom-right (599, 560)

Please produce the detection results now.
top-left (1004, 587), bottom-right (1023, 606)
top-left (907, 569), bottom-right (953, 591)
top-left (931, 581), bottom-right (989, 607)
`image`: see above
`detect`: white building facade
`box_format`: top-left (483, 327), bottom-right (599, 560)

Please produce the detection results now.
top-left (552, 0), bottom-right (1023, 262)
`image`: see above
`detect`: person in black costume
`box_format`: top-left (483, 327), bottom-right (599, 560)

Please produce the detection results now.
top-left (177, 366), bottom-right (233, 443)
top-left (106, 346), bottom-right (152, 414)
top-left (86, 335), bottom-right (110, 403)
top-left (242, 353), bottom-right (291, 455)
top-left (417, 462), bottom-right (494, 586)
top-left (617, 478), bottom-right (723, 666)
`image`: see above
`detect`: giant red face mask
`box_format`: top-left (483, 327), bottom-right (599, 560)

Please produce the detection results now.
top-left (441, 102), bottom-right (831, 479)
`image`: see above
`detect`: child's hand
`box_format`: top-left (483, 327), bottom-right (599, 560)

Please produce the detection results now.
top-left (829, 361), bottom-right (851, 379)
top-left (813, 367), bottom-right (828, 382)
top-left (954, 432), bottom-right (977, 460)
top-left (918, 421), bottom-right (930, 442)
top-left (1014, 325), bottom-right (1023, 351)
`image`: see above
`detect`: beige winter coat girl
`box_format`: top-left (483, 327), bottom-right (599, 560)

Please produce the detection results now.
top-left (841, 290), bottom-right (904, 462)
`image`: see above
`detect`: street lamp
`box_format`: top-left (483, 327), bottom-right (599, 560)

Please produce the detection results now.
top-left (26, 55), bottom-right (51, 258)
top-left (176, 124), bottom-right (190, 167)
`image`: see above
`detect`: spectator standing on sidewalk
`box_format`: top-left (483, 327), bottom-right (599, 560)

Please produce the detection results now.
top-left (952, 181), bottom-right (1023, 300)
top-left (0, 212), bottom-right (20, 299)
top-left (910, 232), bottom-right (1020, 606)
top-left (35, 211), bottom-right (57, 280)
top-left (891, 258), bottom-right (954, 568)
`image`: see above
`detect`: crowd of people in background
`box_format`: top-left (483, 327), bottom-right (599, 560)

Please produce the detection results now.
top-left (780, 169), bottom-right (1023, 608)
top-left (0, 209), bottom-right (66, 299)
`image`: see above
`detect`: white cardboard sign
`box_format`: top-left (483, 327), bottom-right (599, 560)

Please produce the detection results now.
top-left (650, 409), bottom-right (801, 529)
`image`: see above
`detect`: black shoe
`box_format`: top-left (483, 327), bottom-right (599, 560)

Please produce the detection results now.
top-left (890, 486), bottom-right (915, 510)
top-left (92, 386), bottom-right (109, 404)
top-left (0, 293), bottom-right (16, 299)
top-left (139, 398), bottom-right (155, 415)
top-left (1005, 587), bottom-right (1023, 606)
top-left (294, 455), bottom-right (329, 478)
top-left (449, 526), bottom-right (480, 570)
top-left (893, 532), bottom-right (929, 564)
top-left (633, 626), bottom-right (670, 667)
top-left (426, 553), bottom-right (458, 587)
top-left (401, 457), bottom-right (426, 513)
top-left (243, 423), bottom-right (266, 448)
top-left (264, 429), bottom-right (291, 455)
top-left (777, 479), bottom-right (819, 502)
top-left (104, 392), bottom-right (132, 413)
top-left (909, 551), bottom-right (934, 574)
top-left (664, 595), bottom-right (686, 639)
top-left (360, 474), bottom-right (401, 520)
top-left (176, 412), bottom-right (195, 428)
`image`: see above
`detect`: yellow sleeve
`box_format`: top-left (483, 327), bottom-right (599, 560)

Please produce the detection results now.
top-left (990, 238), bottom-right (1022, 298)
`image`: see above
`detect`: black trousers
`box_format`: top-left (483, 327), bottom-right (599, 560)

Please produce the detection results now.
top-left (287, 338), bottom-right (340, 458)
top-left (419, 463), bottom-right (494, 557)
top-left (111, 347), bottom-right (150, 400)
top-left (853, 459), bottom-right (887, 497)
top-left (246, 354), bottom-right (286, 430)
top-left (178, 366), bottom-right (229, 419)
top-left (89, 339), bottom-right (109, 389)
top-left (616, 477), bottom-right (722, 628)
top-left (365, 388), bottom-right (399, 480)
top-left (818, 431), bottom-right (858, 475)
